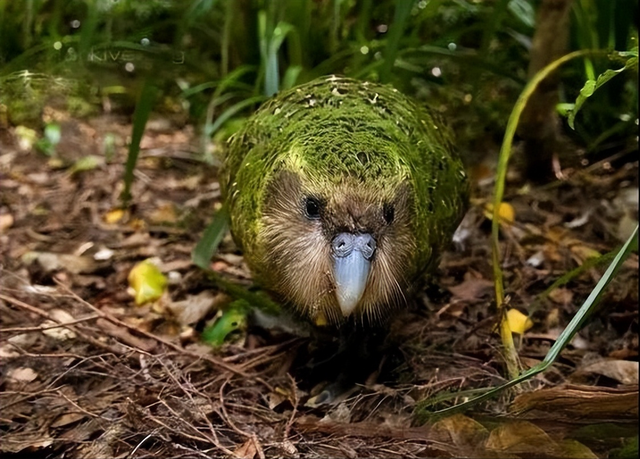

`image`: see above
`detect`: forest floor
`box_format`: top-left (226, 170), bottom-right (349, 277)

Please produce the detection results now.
top-left (0, 112), bottom-right (638, 458)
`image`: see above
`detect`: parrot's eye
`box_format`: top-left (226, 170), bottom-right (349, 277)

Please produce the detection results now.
top-left (383, 203), bottom-right (395, 224)
top-left (304, 196), bottom-right (322, 219)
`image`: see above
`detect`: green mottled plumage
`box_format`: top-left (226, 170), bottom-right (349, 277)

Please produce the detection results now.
top-left (222, 75), bottom-right (468, 326)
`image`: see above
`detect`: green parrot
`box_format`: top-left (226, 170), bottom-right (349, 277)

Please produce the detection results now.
top-left (221, 75), bottom-right (468, 329)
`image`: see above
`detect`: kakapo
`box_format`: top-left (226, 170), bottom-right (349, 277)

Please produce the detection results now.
top-left (221, 75), bottom-right (468, 327)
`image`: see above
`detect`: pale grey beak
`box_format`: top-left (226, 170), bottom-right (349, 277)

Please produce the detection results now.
top-left (332, 232), bottom-right (376, 317)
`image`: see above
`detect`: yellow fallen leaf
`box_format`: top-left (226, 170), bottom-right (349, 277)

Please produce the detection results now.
top-left (104, 208), bottom-right (125, 224)
top-left (128, 259), bottom-right (167, 305)
top-left (506, 308), bottom-right (533, 335)
top-left (484, 202), bottom-right (515, 226)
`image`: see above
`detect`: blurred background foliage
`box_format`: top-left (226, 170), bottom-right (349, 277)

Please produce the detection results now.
top-left (0, 0), bottom-right (637, 174)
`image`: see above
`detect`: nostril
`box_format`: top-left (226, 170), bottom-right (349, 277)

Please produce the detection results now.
top-left (332, 233), bottom-right (355, 257)
top-left (357, 234), bottom-right (376, 260)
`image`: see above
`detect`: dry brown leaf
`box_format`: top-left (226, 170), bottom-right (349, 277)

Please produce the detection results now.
top-left (545, 226), bottom-right (569, 243)
top-left (557, 439), bottom-right (599, 459)
top-left (576, 359), bottom-right (639, 385)
top-left (51, 413), bottom-right (86, 428)
top-left (485, 420), bottom-right (553, 455)
top-left (569, 243), bottom-right (601, 265)
top-left (436, 302), bottom-right (467, 319)
top-left (148, 202), bottom-right (178, 224)
top-left (26, 251), bottom-right (97, 274)
top-left (0, 213), bottom-right (14, 232)
top-left (618, 212), bottom-right (638, 242)
top-left (166, 291), bottom-right (219, 326)
top-left (431, 413), bottom-right (489, 448)
top-left (548, 287), bottom-right (574, 305)
top-left (7, 367), bottom-right (39, 383)
top-left (267, 390), bottom-right (288, 410)
top-left (0, 344), bottom-right (21, 359)
top-left (279, 440), bottom-right (298, 456)
top-left (448, 277), bottom-right (494, 301)
top-left (119, 232), bottom-right (151, 248)
top-left (543, 241), bottom-right (563, 263)
top-left (42, 309), bottom-right (77, 340)
top-left (233, 438), bottom-right (258, 459)
top-left (545, 307), bottom-right (561, 329)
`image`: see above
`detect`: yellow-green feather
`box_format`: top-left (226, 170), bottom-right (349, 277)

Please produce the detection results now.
top-left (222, 75), bottom-right (468, 288)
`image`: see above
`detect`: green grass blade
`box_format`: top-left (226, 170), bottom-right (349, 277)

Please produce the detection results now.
top-left (192, 204), bottom-right (229, 270)
top-left (78, 0), bottom-right (99, 61)
top-left (185, 65), bottom-right (256, 100)
top-left (282, 65), bottom-right (302, 90)
top-left (540, 224), bottom-right (637, 363)
top-left (379, 0), bottom-right (413, 83)
top-left (418, 224), bottom-right (637, 421)
top-left (259, 7), bottom-right (280, 97)
top-left (490, 49), bottom-right (596, 379)
top-left (527, 249), bottom-right (617, 315)
top-left (0, 0), bottom-right (4, 48)
top-left (120, 79), bottom-right (159, 208)
top-left (207, 95), bottom-right (265, 137)
top-left (479, 0), bottom-right (510, 58)
top-left (193, 204), bottom-right (283, 317)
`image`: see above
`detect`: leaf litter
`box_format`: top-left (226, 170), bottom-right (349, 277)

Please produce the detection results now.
top-left (0, 114), bottom-right (637, 458)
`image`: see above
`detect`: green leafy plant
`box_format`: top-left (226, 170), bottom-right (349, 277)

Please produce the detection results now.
top-left (415, 46), bottom-right (638, 421)
top-left (35, 122), bottom-right (61, 156)
top-left (568, 48), bottom-right (638, 129)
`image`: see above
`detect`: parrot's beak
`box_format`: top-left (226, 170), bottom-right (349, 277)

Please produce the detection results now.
top-left (332, 232), bottom-right (376, 317)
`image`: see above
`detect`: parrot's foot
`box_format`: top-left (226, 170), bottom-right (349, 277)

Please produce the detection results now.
top-left (300, 324), bottom-right (388, 405)
top-left (306, 379), bottom-right (360, 407)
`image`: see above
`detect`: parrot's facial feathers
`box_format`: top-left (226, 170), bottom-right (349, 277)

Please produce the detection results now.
top-left (257, 170), bottom-right (416, 325)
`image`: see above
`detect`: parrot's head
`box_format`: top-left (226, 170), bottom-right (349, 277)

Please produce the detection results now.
top-left (254, 130), bottom-right (418, 327)
top-left (225, 76), bottom-right (467, 328)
